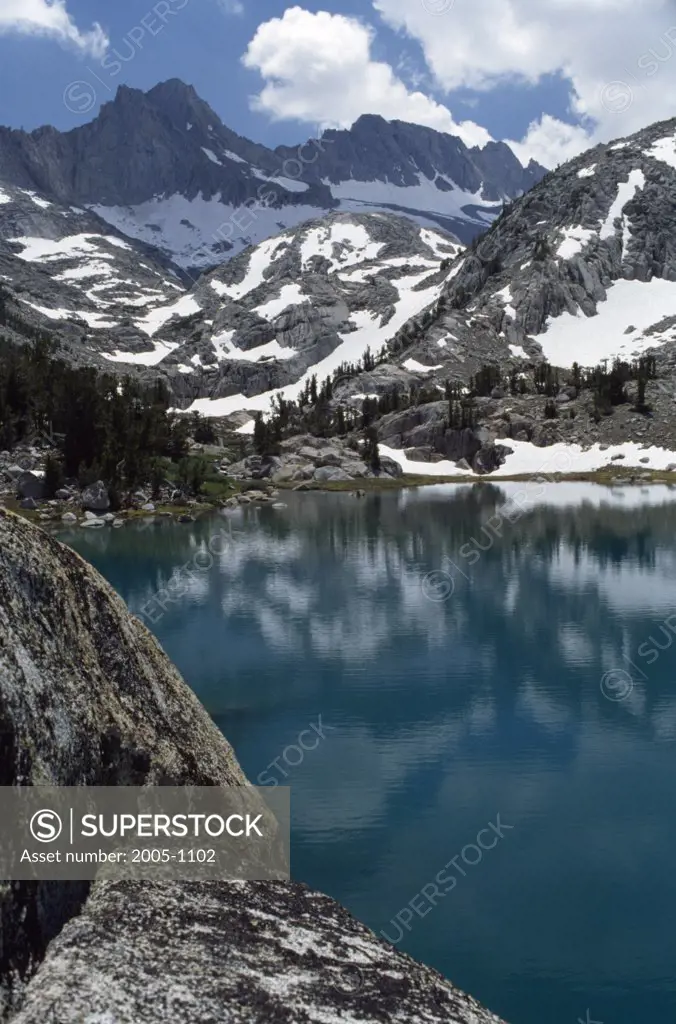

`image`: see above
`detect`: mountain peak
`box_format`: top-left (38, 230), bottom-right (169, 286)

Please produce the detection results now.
top-left (147, 77), bottom-right (200, 100)
top-left (349, 113), bottom-right (390, 132)
top-left (0, 78), bottom-right (545, 270)
top-left (104, 79), bottom-right (221, 133)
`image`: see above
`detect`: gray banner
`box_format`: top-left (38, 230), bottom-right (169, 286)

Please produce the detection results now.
top-left (0, 786), bottom-right (290, 880)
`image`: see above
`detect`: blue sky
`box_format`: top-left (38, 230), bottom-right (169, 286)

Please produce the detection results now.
top-left (1, 1), bottom-right (675, 167)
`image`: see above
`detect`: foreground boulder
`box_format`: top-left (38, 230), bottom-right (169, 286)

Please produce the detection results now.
top-left (0, 511), bottom-right (507, 1024)
top-left (0, 508), bottom-right (245, 1018)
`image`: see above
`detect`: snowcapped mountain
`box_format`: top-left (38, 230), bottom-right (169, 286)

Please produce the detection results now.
top-left (7, 102), bottom-right (676, 471)
top-left (0, 79), bottom-right (543, 272)
top-left (277, 114), bottom-right (544, 241)
top-left (390, 116), bottom-right (676, 383)
top-left (147, 212), bottom-right (462, 412)
top-left (0, 179), bottom-right (190, 361)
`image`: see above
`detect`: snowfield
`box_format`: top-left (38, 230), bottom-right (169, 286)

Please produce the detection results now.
top-left (380, 439), bottom-right (676, 478)
top-left (534, 277), bottom-right (676, 368)
top-left (324, 175), bottom-right (493, 228)
top-left (91, 195), bottom-right (323, 270)
top-left (184, 266), bottom-right (441, 418)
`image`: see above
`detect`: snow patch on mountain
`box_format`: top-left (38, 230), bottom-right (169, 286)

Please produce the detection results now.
top-left (225, 340), bottom-right (298, 362)
top-left (509, 344), bottom-right (528, 358)
top-left (102, 340), bottom-right (179, 366)
top-left (557, 226), bottom-right (596, 259)
top-left (134, 294), bottom-right (201, 337)
top-left (600, 169), bottom-right (645, 240)
top-left (419, 227), bottom-right (461, 259)
top-left (201, 147), bottom-right (223, 166)
top-left (338, 255), bottom-right (438, 283)
top-left (402, 358), bottom-right (443, 373)
top-left (21, 189), bottom-right (52, 209)
top-left (20, 300), bottom-right (117, 329)
top-left (10, 233), bottom-right (125, 262)
top-left (494, 285), bottom-right (516, 318)
top-left (644, 134), bottom-right (676, 170)
top-left (253, 284), bottom-right (307, 320)
top-left (535, 277), bottom-right (676, 368)
top-left (251, 170), bottom-right (310, 193)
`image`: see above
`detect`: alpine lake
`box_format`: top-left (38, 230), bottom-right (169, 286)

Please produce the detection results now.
top-left (57, 480), bottom-right (676, 1024)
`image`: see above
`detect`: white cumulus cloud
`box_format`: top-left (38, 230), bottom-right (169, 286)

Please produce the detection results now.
top-left (374, 0), bottom-right (676, 165)
top-left (0, 0), bottom-right (108, 56)
top-left (242, 6), bottom-right (492, 148)
top-left (506, 115), bottom-right (595, 169)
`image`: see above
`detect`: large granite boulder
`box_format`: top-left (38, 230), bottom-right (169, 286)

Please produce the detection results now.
top-left (313, 466), bottom-right (354, 483)
top-left (16, 472), bottom-right (45, 501)
top-left (11, 879), bottom-right (506, 1024)
top-left (0, 508), bottom-right (245, 1018)
top-left (81, 480), bottom-right (110, 512)
top-left (0, 511), bottom-right (507, 1024)
top-left (379, 456), bottom-right (405, 478)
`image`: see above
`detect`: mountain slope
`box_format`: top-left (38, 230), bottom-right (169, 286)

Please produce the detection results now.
top-left (336, 117), bottom-right (676, 472)
top-left (0, 207), bottom-right (459, 408)
top-left (151, 212), bottom-right (462, 413)
top-left (394, 116), bottom-right (676, 380)
top-left (0, 178), bottom-right (197, 365)
top-left (0, 80), bottom-right (544, 270)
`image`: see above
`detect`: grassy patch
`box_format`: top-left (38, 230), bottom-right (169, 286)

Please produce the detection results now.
top-left (201, 476), bottom-right (239, 500)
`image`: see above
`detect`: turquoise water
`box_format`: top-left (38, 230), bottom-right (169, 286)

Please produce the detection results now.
top-left (58, 483), bottom-right (676, 1024)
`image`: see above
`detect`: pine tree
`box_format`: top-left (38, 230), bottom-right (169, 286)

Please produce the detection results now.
top-left (364, 426), bottom-right (381, 473)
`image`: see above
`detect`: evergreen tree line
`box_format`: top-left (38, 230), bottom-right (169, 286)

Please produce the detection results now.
top-left (0, 334), bottom-right (216, 498)
top-left (463, 355), bottom-right (658, 412)
top-left (252, 374), bottom-right (453, 456)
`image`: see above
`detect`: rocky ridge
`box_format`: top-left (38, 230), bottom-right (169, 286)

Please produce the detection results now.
top-left (0, 178), bottom-right (194, 368)
top-left (0, 509), bottom-right (507, 1024)
top-left (391, 117), bottom-right (676, 383)
top-left (0, 79), bottom-right (544, 270)
top-left (157, 211), bottom-right (462, 410)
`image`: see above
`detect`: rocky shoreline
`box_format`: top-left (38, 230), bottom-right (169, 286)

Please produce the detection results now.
top-left (6, 425), bottom-right (676, 537)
